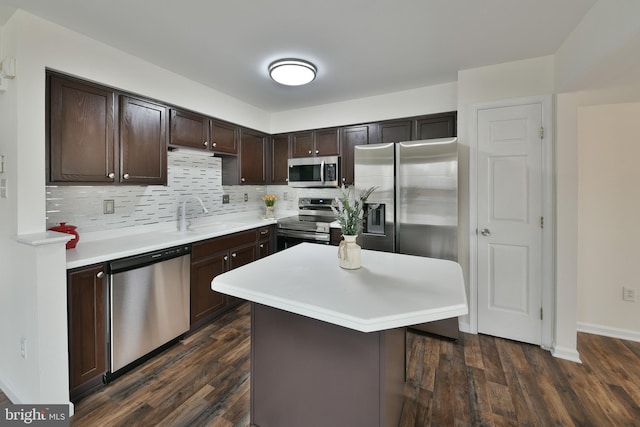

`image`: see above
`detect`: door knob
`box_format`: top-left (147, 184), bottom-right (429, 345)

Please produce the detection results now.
top-left (481, 228), bottom-right (491, 236)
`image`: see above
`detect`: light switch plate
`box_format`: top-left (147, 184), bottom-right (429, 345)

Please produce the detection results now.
top-left (0, 155), bottom-right (4, 173)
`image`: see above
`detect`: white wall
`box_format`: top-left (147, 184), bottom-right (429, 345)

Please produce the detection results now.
top-left (270, 82), bottom-right (457, 133)
top-left (577, 102), bottom-right (640, 338)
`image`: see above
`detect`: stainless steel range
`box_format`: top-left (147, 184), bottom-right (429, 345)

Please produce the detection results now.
top-left (277, 197), bottom-right (337, 250)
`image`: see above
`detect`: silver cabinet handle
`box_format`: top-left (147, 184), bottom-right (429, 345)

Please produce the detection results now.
top-left (96, 271), bottom-right (104, 279)
top-left (241, 178), bottom-right (245, 182)
top-left (308, 150), bottom-right (312, 154)
top-left (260, 244), bottom-right (264, 248)
top-left (223, 255), bottom-right (228, 261)
top-left (123, 173), bottom-right (130, 180)
top-left (232, 253), bottom-right (237, 258)
top-left (212, 142), bottom-right (217, 148)
top-left (315, 150), bottom-right (319, 154)
top-left (203, 141), bottom-right (208, 147)
top-left (481, 228), bottom-right (491, 236)
top-left (107, 172), bottom-right (115, 179)
top-left (260, 230), bottom-right (268, 235)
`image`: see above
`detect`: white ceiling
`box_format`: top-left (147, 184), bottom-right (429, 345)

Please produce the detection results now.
top-left (0, 0), bottom-right (597, 112)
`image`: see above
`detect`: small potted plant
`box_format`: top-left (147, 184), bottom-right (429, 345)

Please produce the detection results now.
top-left (262, 194), bottom-right (278, 219)
top-left (331, 185), bottom-right (376, 269)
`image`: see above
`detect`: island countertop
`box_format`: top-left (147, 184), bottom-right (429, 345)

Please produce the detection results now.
top-left (212, 242), bottom-right (468, 333)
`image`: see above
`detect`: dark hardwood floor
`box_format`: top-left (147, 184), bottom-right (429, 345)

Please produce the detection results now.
top-left (2, 303), bottom-right (638, 426)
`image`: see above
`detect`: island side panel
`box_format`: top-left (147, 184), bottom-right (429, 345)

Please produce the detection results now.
top-left (250, 303), bottom-right (404, 427)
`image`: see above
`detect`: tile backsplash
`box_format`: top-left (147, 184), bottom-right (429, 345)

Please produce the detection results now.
top-left (46, 151), bottom-right (341, 233)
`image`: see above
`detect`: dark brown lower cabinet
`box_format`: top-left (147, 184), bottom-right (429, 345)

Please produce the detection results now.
top-left (190, 229), bottom-right (257, 330)
top-left (67, 263), bottom-right (108, 402)
top-left (330, 228), bottom-right (343, 246)
top-left (257, 225), bottom-right (275, 258)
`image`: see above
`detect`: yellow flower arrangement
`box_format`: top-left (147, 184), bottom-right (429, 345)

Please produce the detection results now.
top-left (262, 194), bottom-right (278, 207)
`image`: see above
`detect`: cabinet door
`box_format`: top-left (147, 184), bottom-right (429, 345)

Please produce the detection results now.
top-left (169, 109), bottom-right (210, 150)
top-left (258, 239), bottom-right (272, 258)
top-left (291, 132), bottom-right (314, 157)
top-left (68, 264), bottom-right (107, 397)
top-left (340, 125), bottom-right (371, 185)
top-left (315, 128), bottom-right (340, 156)
top-left (377, 120), bottom-right (412, 143)
top-left (49, 75), bottom-right (115, 183)
top-left (190, 252), bottom-right (228, 325)
top-left (416, 112), bottom-right (456, 139)
top-left (240, 129), bottom-right (267, 185)
top-left (271, 134), bottom-right (290, 184)
top-left (211, 120), bottom-right (238, 154)
top-left (257, 226), bottom-right (274, 258)
top-left (119, 96), bottom-right (167, 185)
top-left (229, 243), bottom-right (257, 270)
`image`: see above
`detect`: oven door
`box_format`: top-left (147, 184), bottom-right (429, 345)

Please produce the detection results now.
top-left (276, 229), bottom-right (331, 251)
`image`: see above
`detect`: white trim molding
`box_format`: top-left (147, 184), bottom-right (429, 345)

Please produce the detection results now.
top-left (551, 345), bottom-right (582, 363)
top-left (578, 322), bottom-right (640, 343)
top-left (468, 95), bottom-right (555, 349)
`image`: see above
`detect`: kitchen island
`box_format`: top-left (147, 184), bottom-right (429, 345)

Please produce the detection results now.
top-left (212, 242), bottom-right (468, 427)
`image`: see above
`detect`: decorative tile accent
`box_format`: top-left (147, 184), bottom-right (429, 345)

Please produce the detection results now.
top-left (45, 151), bottom-right (343, 233)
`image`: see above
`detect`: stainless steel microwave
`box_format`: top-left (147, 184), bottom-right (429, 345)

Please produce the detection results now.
top-left (288, 156), bottom-right (341, 188)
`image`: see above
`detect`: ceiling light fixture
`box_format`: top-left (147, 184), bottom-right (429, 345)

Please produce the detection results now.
top-left (269, 59), bottom-right (316, 86)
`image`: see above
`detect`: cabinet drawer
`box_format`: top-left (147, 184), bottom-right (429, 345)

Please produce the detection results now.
top-left (192, 229), bottom-right (257, 259)
top-left (257, 226), bottom-right (271, 241)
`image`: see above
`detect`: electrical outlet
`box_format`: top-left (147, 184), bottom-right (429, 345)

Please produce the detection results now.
top-left (20, 336), bottom-right (27, 359)
top-left (103, 199), bottom-right (115, 214)
top-left (244, 193), bottom-right (248, 202)
top-left (222, 194), bottom-right (230, 204)
top-left (623, 286), bottom-right (636, 302)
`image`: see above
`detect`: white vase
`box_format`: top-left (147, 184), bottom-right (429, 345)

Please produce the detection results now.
top-left (264, 205), bottom-right (275, 219)
top-left (338, 234), bottom-right (361, 269)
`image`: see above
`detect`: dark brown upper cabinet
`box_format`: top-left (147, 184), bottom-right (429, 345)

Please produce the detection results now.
top-left (169, 108), bottom-right (238, 155)
top-left (340, 124), bottom-right (373, 186)
top-left (119, 96), bottom-right (167, 185)
top-left (239, 128), bottom-right (268, 185)
top-left (291, 128), bottom-right (339, 158)
top-left (375, 119), bottom-right (412, 143)
top-left (271, 134), bottom-right (290, 184)
top-left (211, 120), bottom-right (238, 155)
top-left (416, 112), bottom-right (457, 139)
top-left (169, 108), bottom-right (209, 150)
top-left (48, 74), bottom-right (116, 183)
top-left (48, 73), bottom-right (167, 185)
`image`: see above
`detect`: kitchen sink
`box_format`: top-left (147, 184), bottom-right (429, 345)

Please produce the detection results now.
top-left (163, 221), bottom-right (245, 236)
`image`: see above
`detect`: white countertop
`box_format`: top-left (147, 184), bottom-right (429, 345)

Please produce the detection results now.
top-left (212, 242), bottom-right (468, 333)
top-left (59, 213), bottom-right (289, 269)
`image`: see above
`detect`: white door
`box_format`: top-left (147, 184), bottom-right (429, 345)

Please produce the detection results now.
top-left (477, 103), bottom-right (543, 345)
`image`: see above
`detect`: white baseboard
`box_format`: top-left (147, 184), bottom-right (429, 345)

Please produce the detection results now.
top-left (0, 377), bottom-right (20, 404)
top-left (577, 322), bottom-right (640, 343)
top-left (551, 345), bottom-right (582, 363)
top-left (458, 320), bottom-right (472, 334)
top-left (0, 378), bottom-right (74, 416)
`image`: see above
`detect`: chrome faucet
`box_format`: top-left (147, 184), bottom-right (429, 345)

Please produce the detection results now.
top-left (179, 196), bottom-right (208, 231)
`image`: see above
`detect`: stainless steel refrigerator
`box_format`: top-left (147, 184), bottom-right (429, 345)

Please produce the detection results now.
top-left (354, 137), bottom-right (459, 338)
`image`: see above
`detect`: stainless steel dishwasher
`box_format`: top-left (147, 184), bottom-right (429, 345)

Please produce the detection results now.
top-left (106, 245), bottom-right (190, 378)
